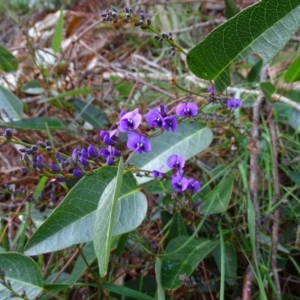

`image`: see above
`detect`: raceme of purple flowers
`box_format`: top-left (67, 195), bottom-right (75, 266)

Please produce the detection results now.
top-left (152, 154), bottom-right (201, 194)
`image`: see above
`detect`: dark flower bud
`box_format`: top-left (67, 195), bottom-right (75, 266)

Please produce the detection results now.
top-left (140, 25), bottom-right (147, 30)
top-left (45, 146), bottom-right (51, 151)
top-left (73, 168), bottom-right (83, 177)
top-left (101, 13), bottom-right (107, 18)
top-left (25, 149), bottom-right (33, 155)
top-left (22, 153), bottom-right (30, 163)
top-left (134, 21), bottom-right (143, 27)
top-left (140, 13), bottom-right (145, 21)
top-left (3, 128), bottom-right (12, 139)
top-left (124, 6), bottom-right (129, 13)
top-left (168, 32), bottom-right (173, 39)
top-left (37, 141), bottom-right (46, 148)
top-left (50, 163), bottom-right (61, 173)
top-left (154, 36), bottom-right (160, 40)
top-left (79, 156), bottom-right (89, 166)
top-left (19, 148), bottom-right (27, 153)
top-left (111, 6), bottom-right (117, 12)
top-left (88, 145), bottom-right (97, 157)
top-left (162, 33), bottom-right (168, 39)
top-left (45, 140), bottom-right (51, 146)
top-left (81, 148), bottom-right (89, 159)
top-left (146, 18), bottom-right (151, 25)
top-left (31, 145), bottom-right (38, 151)
top-left (56, 177), bottom-right (65, 182)
top-left (55, 151), bottom-right (63, 162)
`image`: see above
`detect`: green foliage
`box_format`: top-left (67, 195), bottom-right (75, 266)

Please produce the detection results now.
top-left (0, 86), bottom-right (23, 121)
top-left (51, 9), bottom-right (64, 53)
top-left (187, 0), bottom-right (300, 91)
top-left (0, 45), bottom-right (18, 72)
top-left (284, 53), bottom-right (300, 83)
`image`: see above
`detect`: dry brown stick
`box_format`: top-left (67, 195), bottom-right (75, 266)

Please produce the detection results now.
top-left (266, 105), bottom-right (281, 297)
top-left (243, 65), bottom-right (269, 300)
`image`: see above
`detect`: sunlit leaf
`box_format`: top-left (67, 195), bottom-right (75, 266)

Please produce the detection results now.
top-left (51, 9), bottom-right (64, 53)
top-left (187, 0), bottom-right (300, 91)
top-left (284, 54), bottom-right (300, 83)
top-left (0, 85), bottom-right (23, 121)
top-left (0, 45), bottom-right (18, 72)
top-left (0, 253), bottom-right (43, 300)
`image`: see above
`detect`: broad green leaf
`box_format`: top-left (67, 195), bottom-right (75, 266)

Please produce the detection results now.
top-left (70, 98), bottom-right (106, 128)
top-left (0, 45), bottom-right (18, 72)
top-left (24, 168), bottom-right (147, 256)
top-left (196, 173), bottom-right (234, 214)
top-left (260, 232), bottom-right (290, 254)
top-left (260, 81), bottom-right (276, 103)
top-left (38, 87), bottom-right (91, 103)
top-left (127, 122), bottom-right (213, 184)
top-left (24, 167), bottom-right (117, 255)
top-left (288, 171), bottom-right (300, 185)
top-left (0, 85), bottom-right (23, 121)
top-left (187, 0), bottom-right (300, 91)
top-left (164, 212), bottom-right (188, 247)
top-left (289, 106), bottom-right (300, 130)
top-left (51, 9), bottom-right (64, 53)
top-left (3, 117), bottom-right (65, 130)
top-left (22, 80), bottom-right (45, 95)
top-left (284, 53), bottom-right (300, 83)
top-left (155, 258), bottom-right (165, 300)
top-left (247, 58), bottom-right (263, 83)
top-left (161, 236), bottom-right (219, 289)
top-left (101, 282), bottom-right (154, 300)
top-left (67, 242), bottom-right (96, 285)
top-left (0, 253), bottom-right (43, 300)
top-left (213, 244), bottom-right (237, 286)
top-left (224, 0), bottom-right (239, 19)
top-left (94, 158), bottom-right (124, 277)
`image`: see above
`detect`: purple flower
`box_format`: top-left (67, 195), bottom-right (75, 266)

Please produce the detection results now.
top-left (72, 148), bottom-right (79, 163)
top-left (88, 145), bottom-right (98, 157)
top-left (56, 151), bottom-right (63, 162)
top-left (100, 130), bottom-right (117, 146)
top-left (3, 128), bottom-right (12, 139)
top-left (176, 102), bottom-right (198, 117)
top-left (163, 116), bottom-right (177, 132)
top-left (167, 154), bottom-right (185, 170)
top-left (73, 169), bottom-right (83, 177)
top-left (152, 170), bottom-right (165, 178)
top-left (118, 108), bottom-right (142, 132)
top-left (81, 149), bottom-right (89, 159)
top-left (99, 146), bottom-right (121, 166)
top-left (187, 179), bottom-right (201, 193)
top-left (50, 163), bottom-right (60, 173)
top-left (208, 85), bottom-right (215, 96)
top-left (171, 175), bottom-right (189, 193)
top-left (146, 109), bottom-right (165, 128)
top-left (226, 98), bottom-right (242, 109)
top-left (127, 133), bottom-right (151, 154)
top-left (79, 155), bottom-right (89, 166)
top-left (158, 104), bottom-right (168, 117)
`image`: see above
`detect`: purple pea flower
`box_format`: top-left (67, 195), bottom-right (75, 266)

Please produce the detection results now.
top-left (167, 154), bottom-right (185, 170)
top-left (146, 109), bottom-right (165, 128)
top-left (100, 130), bottom-right (117, 146)
top-left (73, 168), bottom-right (83, 177)
top-left (171, 175), bottom-right (189, 193)
top-left (127, 133), bottom-right (151, 154)
top-left (81, 149), bottom-right (89, 159)
top-left (72, 148), bottom-right (79, 163)
top-left (208, 85), bottom-right (215, 96)
top-left (50, 163), bottom-right (60, 173)
top-left (176, 102), bottom-right (198, 117)
top-left (88, 144), bottom-right (98, 157)
top-left (152, 165), bottom-right (165, 179)
top-left (118, 108), bottom-right (142, 132)
top-left (187, 179), bottom-right (201, 193)
top-left (79, 155), bottom-right (89, 166)
top-left (99, 146), bottom-right (121, 166)
top-left (158, 104), bottom-right (168, 117)
top-left (226, 98), bottom-right (242, 109)
top-left (163, 116), bottom-right (177, 132)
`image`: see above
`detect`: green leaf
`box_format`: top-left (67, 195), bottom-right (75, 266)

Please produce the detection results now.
top-left (94, 158), bottom-right (124, 277)
top-left (3, 117), bottom-right (65, 130)
top-left (213, 244), bottom-right (237, 286)
top-left (197, 173), bottom-right (234, 214)
top-left (247, 58), bottom-right (263, 83)
top-left (127, 122), bottom-right (213, 184)
top-left (51, 9), bottom-right (64, 53)
top-left (24, 168), bottom-right (147, 256)
top-left (22, 80), bottom-right (45, 95)
top-left (260, 81), bottom-right (276, 103)
top-left (161, 236), bottom-right (219, 289)
top-left (70, 98), bottom-right (106, 128)
top-left (0, 253), bottom-right (43, 299)
top-left (101, 282), bottom-right (154, 300)
top-left (224, 0), bottom-right (239, 19)
top-left (155, 258), bottom-right (165, 300)
top-left (165, 212), bottom-right (188, 247)
top-left (0, 45), bottom-right (18, 72)
top-left (288, 171), bottom-right (300, 185)
top-left (38, 87), bottom-right (91, 103)
top-left (284, 54), bottom-right (300, 83)
top-left (289, 106), bottom-right (300, 130)
top-left (0, 85), bottom-right (23, 121)
top-left (187, 0), bottom-right (300, 91)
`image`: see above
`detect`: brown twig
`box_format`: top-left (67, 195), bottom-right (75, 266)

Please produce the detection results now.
top-left (244, 65), bottom-right (269, 300)
top-left (265, 98), bottom-right (281, 297)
